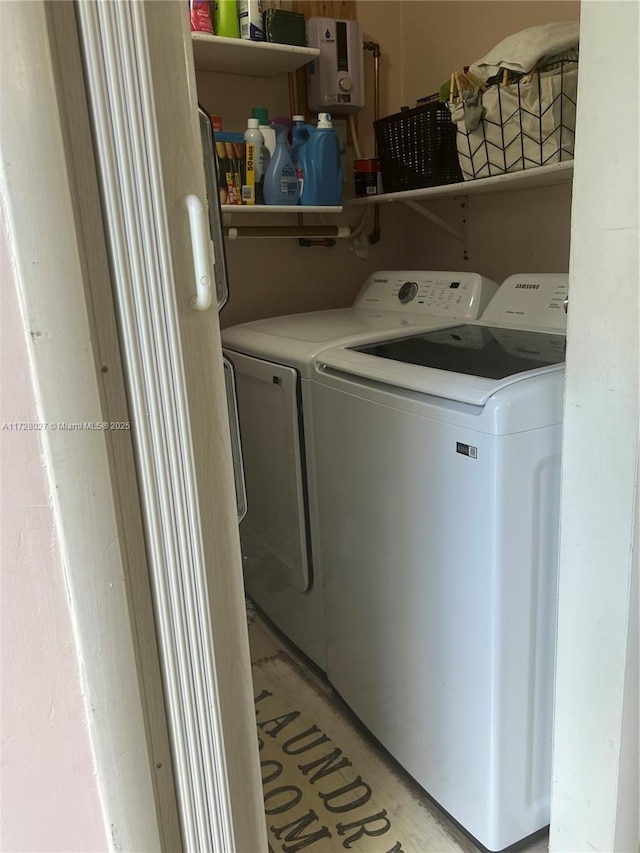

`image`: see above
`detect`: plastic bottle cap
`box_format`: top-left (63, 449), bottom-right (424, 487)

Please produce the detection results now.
top-left (292, 115), bottom-right (305, 123)
top-left (252, 107), bottom-right (269, 125)
top-left (247, 118), bottom-right (259, 129)
top-left (317, 112), bottom-right (333, 128)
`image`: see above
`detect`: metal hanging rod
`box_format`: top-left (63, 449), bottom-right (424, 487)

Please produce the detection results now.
top-left (225, 225), bottom-right (352, 239)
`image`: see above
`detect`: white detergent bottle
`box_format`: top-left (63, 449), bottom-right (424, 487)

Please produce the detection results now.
top-left (251, 107), bottom-right (276, 160)
top-left (263, 124), bottom-right (300, 205)
top-left (243, 118), bottom-right (265, 204)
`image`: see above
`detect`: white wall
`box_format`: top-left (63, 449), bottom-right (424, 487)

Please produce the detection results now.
top-left (356, 0), bottom-right (581, 284)
top-left (550, 2), bottom-right (639, 851)
top-left (0, 222), bottom-right (108, 853)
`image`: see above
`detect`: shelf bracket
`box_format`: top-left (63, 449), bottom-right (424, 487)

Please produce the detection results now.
top-left (402, 198), bottom-right (465, 241)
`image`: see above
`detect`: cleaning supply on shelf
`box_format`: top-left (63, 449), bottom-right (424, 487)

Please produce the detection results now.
top-left (299, 113), bottom-right (343, 206)
top-left (215, 0), bottom-right (240, 38)
top-left (354, 158), bottom-right (381, 197)
top-left (263, 8), bottom-right (306, 46)
top-left (214, 131), bottom-right (245, 204)
top-left (290, 115), bottom-right (311, 196)
top-left (263, 124), bottom-right (299, 205)
top-left (238, 0), bottom-right (265, 40)
top-left (189, 0), bottom-right (215, 34)
top-left (243, 118), bottom-right (266, 204)
top-left (251, 107), bottom-right (276, 159)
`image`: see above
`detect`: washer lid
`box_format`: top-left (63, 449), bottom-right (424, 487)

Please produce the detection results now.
top-left (353, 324), bottom-right (566, 379)
top-left (318, 324), bottom-right (566, 406)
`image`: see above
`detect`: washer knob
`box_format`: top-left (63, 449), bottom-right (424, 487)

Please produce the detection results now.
top-left (398, 281), bottom-right (418, 304)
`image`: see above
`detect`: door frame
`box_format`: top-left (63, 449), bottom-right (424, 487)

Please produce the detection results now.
top-left (2, 1), bottom-right (267, 851)
top-left (72, 1), bottom-right (267, 849)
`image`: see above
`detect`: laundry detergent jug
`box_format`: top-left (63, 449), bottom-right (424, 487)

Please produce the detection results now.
top-left (299, 113), bottom-right (342, 207)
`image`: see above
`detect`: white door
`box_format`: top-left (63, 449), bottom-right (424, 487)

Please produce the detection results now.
top-left (74, 2), bottom-right (267, 850)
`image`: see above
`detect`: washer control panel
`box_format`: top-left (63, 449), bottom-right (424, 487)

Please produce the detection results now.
top-left (354, 271), bottom-right (498, 320)
top-left (398, 281), bottom-right (418, 304)
top-left (480, 273), bottom-right (569, 331)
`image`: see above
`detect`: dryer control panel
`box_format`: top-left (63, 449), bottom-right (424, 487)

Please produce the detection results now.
top-left (353, 271), bottom-right (498, 319)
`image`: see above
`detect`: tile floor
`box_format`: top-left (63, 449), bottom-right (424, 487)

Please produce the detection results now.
top-left (248, 607), bottom-right (550, 853)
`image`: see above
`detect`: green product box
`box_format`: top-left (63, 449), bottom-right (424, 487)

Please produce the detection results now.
top-left (262, 9), bottom-right (306, 47)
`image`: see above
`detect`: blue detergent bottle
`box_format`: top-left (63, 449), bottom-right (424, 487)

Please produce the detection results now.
top-left (263, 124), bottom-right (300, 205)
top-left (300, 113), bottom-right (343, 206)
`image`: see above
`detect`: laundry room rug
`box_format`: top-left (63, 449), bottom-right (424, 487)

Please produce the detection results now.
top-left (252, 651), bottom-right (475, 853)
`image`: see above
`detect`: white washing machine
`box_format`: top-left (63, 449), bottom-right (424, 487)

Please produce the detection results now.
top-left (311, 273), bottom-right (568, 850)
top-left (221, 271), bottom-right (497, 669)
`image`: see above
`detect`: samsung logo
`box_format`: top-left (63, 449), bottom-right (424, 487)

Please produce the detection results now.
top-left (515, 284), bottom-right (540, 289)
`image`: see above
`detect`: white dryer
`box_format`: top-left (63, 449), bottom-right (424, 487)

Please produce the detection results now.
top-left (311, 274), bottom-right (569, 850)
top-left (221, 271), bottom-right (497, 668)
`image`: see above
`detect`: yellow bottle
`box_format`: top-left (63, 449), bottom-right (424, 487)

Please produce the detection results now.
top-left (215, 0), bottom-right (240, 38)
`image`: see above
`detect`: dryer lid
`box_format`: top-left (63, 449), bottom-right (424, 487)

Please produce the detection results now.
top-left (226, 308), bottom-right (416, 344)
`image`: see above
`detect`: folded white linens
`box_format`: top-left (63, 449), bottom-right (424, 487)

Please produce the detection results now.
top-left (470, 21), bottom-right (580, 82)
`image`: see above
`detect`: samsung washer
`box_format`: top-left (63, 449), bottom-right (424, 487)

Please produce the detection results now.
top-left (311, 273), bottom-right (568, 849)
top-left (221, 271), bottom-right (497, 668)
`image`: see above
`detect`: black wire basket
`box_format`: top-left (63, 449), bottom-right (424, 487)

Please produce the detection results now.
top-left (374, 101), bottom-right (463, 194)
top-left (450, 60), bottom-right (578, 180)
